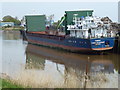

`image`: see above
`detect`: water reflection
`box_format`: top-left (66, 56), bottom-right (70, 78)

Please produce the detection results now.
top-left (25, 44), bottom-right (119, 88)
top-left (25, 52), bottom-right (45, 70)
top-left (2, 31), bottom-right (21, 40)
top-left (26, 44), bottom-right (116, 74)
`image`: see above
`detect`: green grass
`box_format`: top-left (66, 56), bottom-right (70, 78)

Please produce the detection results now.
top-left (0, 78), bottom-right (24, 89)
top-left (0, 78), bottom-right (2, 89)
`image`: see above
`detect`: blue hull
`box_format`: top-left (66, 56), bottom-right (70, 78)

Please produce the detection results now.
top-left (26, 32), bottom-right (115, 52)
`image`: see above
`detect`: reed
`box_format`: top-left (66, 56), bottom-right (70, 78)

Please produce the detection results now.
top-left (9, 70), bottom-right (118, 88)
top-left (0, 67), bottom-right (118, 88)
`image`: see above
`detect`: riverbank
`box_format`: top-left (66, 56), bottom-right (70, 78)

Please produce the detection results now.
top-left (0, 78), bottom-right (23, 88)
top-left (0, 73), bottom-right (24, 88)
top-left (0, 70), bottom-right (119, 88)
top-left (2, 26), bottom-right (24, 31)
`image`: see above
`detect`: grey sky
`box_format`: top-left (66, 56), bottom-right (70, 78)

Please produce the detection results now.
top-left (118, 1), bottom-right (120, 23)
top-left (1, 2), bottom-right (118, 22)
top-left (0, 3), bottom-right (2, 20)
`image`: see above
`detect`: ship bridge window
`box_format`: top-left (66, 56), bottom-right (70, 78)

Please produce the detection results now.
top-left (91, 20), bottom-right (94, 22)
top-left (88, 29), bottom-right (91, 33)
top-left (80, 18), bottom-right (82, 21)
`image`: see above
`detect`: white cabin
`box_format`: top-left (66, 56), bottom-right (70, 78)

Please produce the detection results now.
top-left (67, 15), bottom-right (114, 39)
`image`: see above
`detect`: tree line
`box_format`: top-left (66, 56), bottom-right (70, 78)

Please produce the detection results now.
top-left (2, 15), bottom-right (21, 26)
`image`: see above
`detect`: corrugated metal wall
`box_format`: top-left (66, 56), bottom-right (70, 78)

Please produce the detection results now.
top-left (25, 15), bottom-right (46, 32)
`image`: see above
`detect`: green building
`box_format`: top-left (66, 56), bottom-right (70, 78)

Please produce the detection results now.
top-left (25, 15), bottom-right (46, 32)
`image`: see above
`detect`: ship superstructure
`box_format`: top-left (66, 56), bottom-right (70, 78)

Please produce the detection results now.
top-left (67, 15), bottom-right (114, 39)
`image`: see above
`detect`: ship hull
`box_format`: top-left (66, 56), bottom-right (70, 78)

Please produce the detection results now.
top-left (25, 32), bottom-right (115, 52)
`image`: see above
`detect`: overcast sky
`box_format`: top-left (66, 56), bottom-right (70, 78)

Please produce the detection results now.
top-left (0, 1), bottom-right (119, 22)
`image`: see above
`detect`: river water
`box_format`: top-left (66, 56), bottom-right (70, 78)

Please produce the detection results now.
top-left (1, 30), bottom-right (120, 88)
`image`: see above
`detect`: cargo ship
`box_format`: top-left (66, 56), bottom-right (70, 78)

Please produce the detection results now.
top-left (23, 10), bottom-right (115, 52)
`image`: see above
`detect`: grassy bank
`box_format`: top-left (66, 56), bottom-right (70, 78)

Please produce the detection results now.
top-left (0, 78), bottom-right (23, 88)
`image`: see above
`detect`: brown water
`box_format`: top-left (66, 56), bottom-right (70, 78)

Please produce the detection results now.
top-left (1, 30), bottom-right (120, 88)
